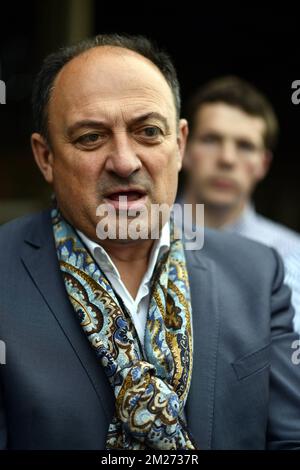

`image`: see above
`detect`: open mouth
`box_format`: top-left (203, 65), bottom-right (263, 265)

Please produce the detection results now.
top-left (103, 188), bottom-right (147, 210)
top-left (107, 190), bottom-right (145, 201)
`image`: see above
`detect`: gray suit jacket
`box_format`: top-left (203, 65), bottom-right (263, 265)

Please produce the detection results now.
top-left (0, 210), bottom-right (299, 450)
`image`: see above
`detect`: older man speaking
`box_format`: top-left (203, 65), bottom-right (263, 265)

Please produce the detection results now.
top-left (0, 34), bottom-right (299, 450)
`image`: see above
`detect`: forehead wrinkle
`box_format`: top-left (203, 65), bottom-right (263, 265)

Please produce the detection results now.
top-left (61, 80), bottom-right (173, 112)
top-left (64, 94), bottom-right (174, 131)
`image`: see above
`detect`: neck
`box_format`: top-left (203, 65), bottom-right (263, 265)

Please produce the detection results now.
top-left (99, 238), bottom-right (156, 299)
top-left (184, 189), bottom-right (248, 229)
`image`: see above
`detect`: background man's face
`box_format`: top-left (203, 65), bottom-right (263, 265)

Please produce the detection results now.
top-left (33, 47), bottom-right (187, 241)
top-left (184, 102), bottom-right (269, 210)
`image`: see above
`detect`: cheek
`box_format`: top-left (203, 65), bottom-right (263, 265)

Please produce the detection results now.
top-left (147, 149), bottom-right (179, 198)
top-left (53, 149), bottom-right (102, 184)
top-left (189, 149), bottom-right (214, 176)
top-left (52, 151), bottom-right (105, 210)
top-left (242, 160), bottom-right (260, 178)
top-left (239, 161), bottom-right (262, 188)
top-left (148, 145), bottom-right (178, 175)
top-left (192, 147), bottom-right (211, 165)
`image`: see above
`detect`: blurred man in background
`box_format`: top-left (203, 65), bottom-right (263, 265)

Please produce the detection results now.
top-left (182, 76), bottom-right (300, 332)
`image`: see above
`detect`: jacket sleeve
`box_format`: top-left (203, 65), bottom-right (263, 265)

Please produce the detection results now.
top-left (267, 248), bottom-right (300, 449)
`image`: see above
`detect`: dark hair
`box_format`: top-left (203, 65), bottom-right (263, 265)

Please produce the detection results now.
top-left (32, 34), bottom-right (181, 140)
top-left (185, 76), bottom-right (279, 150)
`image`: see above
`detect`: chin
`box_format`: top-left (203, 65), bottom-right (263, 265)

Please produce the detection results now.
top-left (203, 196), bottom-right (239, 211)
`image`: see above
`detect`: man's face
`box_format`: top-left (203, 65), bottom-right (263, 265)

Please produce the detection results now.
top-left (184, 103), bottom-right (270, 210)
top-left (32, 47), bottom-right (187, 242)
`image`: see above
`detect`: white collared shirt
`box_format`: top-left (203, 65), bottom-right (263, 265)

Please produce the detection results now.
top-left (76, 223), bottom-right (170, 350)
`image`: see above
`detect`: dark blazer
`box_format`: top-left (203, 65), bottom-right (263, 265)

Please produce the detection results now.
top-left (0, 210), bottom-right (299, 450)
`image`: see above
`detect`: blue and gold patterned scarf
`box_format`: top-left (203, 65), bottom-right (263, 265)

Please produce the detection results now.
top-left (52, 208), bottom-right (195, 449)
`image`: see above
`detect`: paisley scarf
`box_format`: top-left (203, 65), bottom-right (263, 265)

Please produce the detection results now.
top-left (52, 208), bottom-right (195, 449)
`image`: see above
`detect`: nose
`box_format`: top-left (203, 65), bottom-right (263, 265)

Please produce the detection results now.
top-left (217, 140), bottom-right (237, 167)
top-left (104, 132), bottom-right (142, 178)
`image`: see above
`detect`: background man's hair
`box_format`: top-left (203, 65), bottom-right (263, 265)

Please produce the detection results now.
top-left (32, 34), bottom-right (181, 141)
top-left (184, 76), bottom-right (279, 151)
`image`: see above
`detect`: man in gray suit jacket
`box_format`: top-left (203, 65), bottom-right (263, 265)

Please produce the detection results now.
top-left (0, 34), bottom-right (299, 450)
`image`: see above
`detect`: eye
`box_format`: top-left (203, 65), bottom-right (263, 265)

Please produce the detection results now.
top-left (140, 126), bottom-right (162, 138)
top-left (199, 134), bottom-right (221, 144)
top-left (237, 140), bottom-right (257, 153)
top-left (75, 133), bottom-right (103, 148)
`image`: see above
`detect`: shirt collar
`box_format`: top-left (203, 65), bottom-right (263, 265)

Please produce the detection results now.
top-left (223, 203), bottom-right (257, 234)
top-left (76, 222), bottom-right (170, 282)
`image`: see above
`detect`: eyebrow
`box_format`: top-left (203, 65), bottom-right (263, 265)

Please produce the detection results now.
top-left (198, 130), bottom-right (261, 145)
top-left (66, 112), bottom-right (170, 136)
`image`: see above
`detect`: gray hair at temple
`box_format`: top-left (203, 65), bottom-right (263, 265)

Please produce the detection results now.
top-left (31, 34), bottom-right (181, 142)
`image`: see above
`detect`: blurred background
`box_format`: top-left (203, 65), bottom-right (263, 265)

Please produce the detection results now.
top-left (0, 2), bottom-right (299, 230)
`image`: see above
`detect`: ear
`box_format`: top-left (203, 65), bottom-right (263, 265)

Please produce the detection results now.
top-left (176, 118), bottom-right (189, 171)
top-left (31, 133), bottom-right (54, 184)
top-left (256, 150), bottom-right (273, 181)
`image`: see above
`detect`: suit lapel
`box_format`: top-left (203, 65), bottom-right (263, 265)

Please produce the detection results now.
top-left (20, 210), bottom-right (115, 424)
top-left (185, 248), bottom-right (220, 450)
